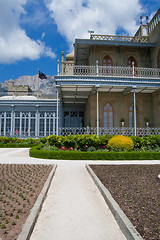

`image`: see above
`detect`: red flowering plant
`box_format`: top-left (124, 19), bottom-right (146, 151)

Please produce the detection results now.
top-left (60, 147), bottom-right (67, 151)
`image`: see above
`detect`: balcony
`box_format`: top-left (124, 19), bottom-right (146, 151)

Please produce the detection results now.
top-left (61, 64), bottom-right (160, 80)
top-left (90, 34), bottom-right (148, 43)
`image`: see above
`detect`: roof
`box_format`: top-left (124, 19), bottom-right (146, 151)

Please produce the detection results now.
top-left (0, 96), bottom-right (38, 100)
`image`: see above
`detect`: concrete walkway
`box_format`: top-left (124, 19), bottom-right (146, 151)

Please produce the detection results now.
top-left (1, 148), bottom-right (160, 240)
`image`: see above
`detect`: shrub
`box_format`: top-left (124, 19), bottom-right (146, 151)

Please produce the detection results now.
top-left (108, 135), bottom-right (134, 151)
top-left (47, 135), bottom-right (63, 148)
top-left (39, 137), bottom-right (47, 144)
top-left (29, 145), bottom-right (160, 160)
top-left (74, 134), bottom-right (103, 150)
top-left (87, 146), bottom-right (97, 152)
top-left (63, 135), bottom-right (76, 149)
top-left (131, 136), bottom-right (142, 149)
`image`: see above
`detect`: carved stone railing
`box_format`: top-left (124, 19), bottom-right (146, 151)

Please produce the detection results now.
top-left (90, 34), bottom-right (148, 43)
top-left (62, 64), bottom-right (160, 79)
top-left (58, 127), bottom-right (160, 137)
top-left (134, 25), bottom-right (148, 37)
top-left (1, 127), bottom-right (160, 137)
top-left (148, 8), bottom-right (160, 34)
top-left (59, 127), bottom-right (97, 136)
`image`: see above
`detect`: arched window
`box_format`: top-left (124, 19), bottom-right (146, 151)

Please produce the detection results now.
top-left (129, 103), bottom-right (138, 127)
top-left (102, 55), bottom-right (113, 75)
top-left (157, 49), bottom-right (160, 68)
top-left (104, 103), bottom-right (113, 127)
top-left (102, 55), bottom-right (113, 66)
top-left (127, 56), bottom-right (137, 67)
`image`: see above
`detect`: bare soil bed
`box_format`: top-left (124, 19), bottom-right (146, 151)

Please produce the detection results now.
top-left (90, 165), bottom-right (160, 240)
top-left (0, 164), bottom-right (53, 240)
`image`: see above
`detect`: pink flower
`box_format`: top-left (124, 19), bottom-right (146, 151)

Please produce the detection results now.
top-left (147, 140), bottom-right (149, 144)
top-left (111, 146), bottom-right (113, 148)
top-left (86, 145), bottom-right (88, 148)
top-left (68, 147), bottom-right (73, 150)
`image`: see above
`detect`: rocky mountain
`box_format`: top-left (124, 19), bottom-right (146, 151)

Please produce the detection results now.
top-left (1, 75), bottom-right (56, 96)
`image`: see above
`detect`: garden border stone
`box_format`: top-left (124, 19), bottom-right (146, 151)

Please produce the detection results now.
top-left (17, 164), bottom-right (57, 240)
top-left (86, 164), bottom-right (143, 240)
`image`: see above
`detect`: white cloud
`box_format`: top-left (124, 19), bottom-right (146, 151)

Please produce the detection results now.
top-left (46, 0), bottom-right (143, 47)
top-left (0, 0), bottom-right (55, 64)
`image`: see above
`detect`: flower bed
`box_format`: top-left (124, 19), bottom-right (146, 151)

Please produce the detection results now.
top-left (0, 164), bottom-right (53, 240)
top-left (29, 144), bottom-right (160, 160)
top-left (46, 134), bottom-right (160, 152)
top-left (0, 137), bottom-right (40, 148)
top-left (90, 165), bottom-right (160, 240)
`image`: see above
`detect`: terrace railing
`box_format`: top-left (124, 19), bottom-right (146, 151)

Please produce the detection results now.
top-left (90, 34), bottom-right (148, 43)
top-left (1, 127), bottom-right (160, 138)
top-left (58, 127), bottom-right (160, 137)
top-left (62, 64), bottom-right (160, 79)
top-left (148, 8), bottom-right (160, 34)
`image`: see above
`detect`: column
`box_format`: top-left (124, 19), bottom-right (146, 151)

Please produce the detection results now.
top-left (35, 105), bottom-right (39, 138)
top-left (53, 112), bottom-right (55, 135)
top-left (28, 112), bottom-right (31, 137)
top-left (57, 60), bottom-right (60, 75)
top-left (4, 112), bottom-right (6, 136)
top-left (133, 86), bottom-right (137, 136)
top-left (56, 87), bottom-right (59, 136)
top-left (96, 85), bottom-right (99, 137)
top-left (96, 60), bottom-right (99, 76)
top-left (44, 112), bottom-right (47, 136)
top-left (19, 112), bottom-right (22, 137)
top-left (49, 116), bottom-right (51, 136)
top-left (11, 105), bottom-right (14, 137)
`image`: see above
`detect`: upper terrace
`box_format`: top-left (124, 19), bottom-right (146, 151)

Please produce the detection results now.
top-left (90, 8), bottom-right (160, 43)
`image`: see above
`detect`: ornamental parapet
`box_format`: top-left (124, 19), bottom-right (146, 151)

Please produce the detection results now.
top-left (58, 127), bottom-right (160, 137)
top-left (61, 64), bottom-right (160, 80)
top-left (90, 34), bottom-right (148, 43)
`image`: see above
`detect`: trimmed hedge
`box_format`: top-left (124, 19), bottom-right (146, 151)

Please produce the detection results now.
top-left (0, 143), bottom-right (37, 148)
top-left (29, 145), bottom-right (160, 160)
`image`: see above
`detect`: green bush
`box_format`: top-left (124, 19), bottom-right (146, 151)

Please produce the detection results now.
top-left (0, 137), bottom-right (39, 147)
top-left (29, 145), bottom-right (160, 160)
top-left (63, 135), bottom-right (76, 149)
top-left (47, 135), bottom-right (63, 148)
top-left (131, 136), bottom-right (142, 149)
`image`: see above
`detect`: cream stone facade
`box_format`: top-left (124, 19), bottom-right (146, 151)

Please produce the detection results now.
top-left (55, 9), bottom-right (160, 136)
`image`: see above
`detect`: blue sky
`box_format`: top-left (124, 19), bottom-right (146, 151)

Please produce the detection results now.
top-left (0, 0), bottom-right (159, 83)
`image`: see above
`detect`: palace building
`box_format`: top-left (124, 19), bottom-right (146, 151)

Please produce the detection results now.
top-left (0, 8), bottom-right (160, 138)
top-left (55, 8), bottom-right (160, 136)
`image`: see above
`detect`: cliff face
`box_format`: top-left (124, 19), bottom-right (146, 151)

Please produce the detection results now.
top-left (1, 75), bottom-right (56, 96)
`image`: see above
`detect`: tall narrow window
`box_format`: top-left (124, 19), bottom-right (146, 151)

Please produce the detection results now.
top-left (104, 103), bottom-right (113, 127)
top-left (102, 55), bottom-right (113, 75)
top-left (103, 55), bottom-right (113, 66)
top-left (129, 103), bottom-right (138, 127)
top-left (157, 49), bottom-right (160, 68)
top-left (127, 56), bottom-right (137, 67)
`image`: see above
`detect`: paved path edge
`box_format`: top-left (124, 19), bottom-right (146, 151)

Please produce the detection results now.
top-left (17, 164), bottom-right (57, 240)
top-left (86, 164), bottom-right (143, 240)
